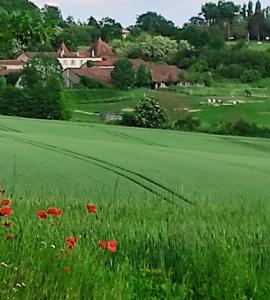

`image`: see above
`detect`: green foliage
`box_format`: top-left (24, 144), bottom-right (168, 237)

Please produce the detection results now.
top-left (80, 76), bottom-right (106, 89)
top-left (240, 69), bottom-right (261, 83)
top-left (86, 60), bottom-right (96, 68)
top-left (209, 119), bottom-right (270, 138)
top-left (0, 8), bottom-right (56, 58)
top-left (21, 54), bottom-right (63, 88)
top-left (5, 72), bottom-right (22, 86)
top-left (173, 115), bottom-right (201, 131)
top-left (182, 71), bottom-right (213, 86)
top-left (53, 25), bottom-right (98, 51)
top-left (0, 76), bottom-right (6, 89)
top-left (135, 65), bottom-right (152, 87)
top-left (135, 11), bottom-right (177, 37)
top-left (0, 54), bottom-right (67, 120)
top-left (100, 17), bottom-right (122, 42)
top-left (0, 0), bottom-right (38, 12)
top-left (112, 34), bottom-right (180, 63)
top-left (134, 96), bottom-right (168, 128)
top-left (219, 64), bottom-right (245, 79)
top-left (42, 5), bottom-right (63, 27)
top-left (112, 58), bottom-right (135, 89)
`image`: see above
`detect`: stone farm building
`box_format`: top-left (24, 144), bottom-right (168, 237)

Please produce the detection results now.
top-left (0, 38), bottom-right (181, 89)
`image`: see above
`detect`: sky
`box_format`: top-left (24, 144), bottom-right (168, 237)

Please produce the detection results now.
top-left (33, 0), bottom-right (269, 27)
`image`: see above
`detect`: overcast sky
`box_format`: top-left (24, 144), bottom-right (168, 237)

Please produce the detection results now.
top-left (33, 0), bottom-right (270, 27)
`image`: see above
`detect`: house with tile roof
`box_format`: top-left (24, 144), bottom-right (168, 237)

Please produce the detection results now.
top-left (63, 58), bottom-right (181, 89)
top-left (0, 60), bottom-right (25, 76)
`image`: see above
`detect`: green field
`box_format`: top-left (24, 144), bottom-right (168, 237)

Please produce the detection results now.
top-left (1, 116), bottom-right (270, 298)
top-left (63, 79), bottom-right (270, 128)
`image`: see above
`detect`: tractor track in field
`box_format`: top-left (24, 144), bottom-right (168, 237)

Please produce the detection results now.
top-left (76, 123), bottom-right (169, 148)
top-left (4, 132), bottom-right (194, 206)
top-left (99, 128), bottom-right (169, 148)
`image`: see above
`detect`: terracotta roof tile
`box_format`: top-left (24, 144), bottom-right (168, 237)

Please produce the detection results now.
top-left (0, 60), bottom-right (25, 66)
top-left (73, 67), bottom-right (113, 84)
top-left (89, 38), bottom-right (117, 58)
top-left (131, 59), bottom-right (181, 83)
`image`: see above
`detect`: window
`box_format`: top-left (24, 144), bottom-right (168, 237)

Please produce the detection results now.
top-left (63, 60), bottom-right (68, 65)
top-left (71, 60), bottom-right (76, 66)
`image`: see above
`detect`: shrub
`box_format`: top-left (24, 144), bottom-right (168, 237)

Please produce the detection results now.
top-left (134, 96), bottom-right (168, 128)
top-left (219, 64), bottom-right (244, 79)
top-left (173, 115), bottom-right (201, 131)
top-left (0, 76), bottom-right (6, 89)
top-left (86, 60), bottom-right (96, 68)
top-left (120, 112), bottom-right (137, 127)
top-left (6, 72), bottom-right (22, 86)
top-left (240, 69), bottom-right (261, 83)
top-left (80, 76), bottom-right (105, 89)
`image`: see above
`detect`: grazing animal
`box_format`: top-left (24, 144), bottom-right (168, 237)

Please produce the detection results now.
top-left (245, 89), bottom-right (252, 97)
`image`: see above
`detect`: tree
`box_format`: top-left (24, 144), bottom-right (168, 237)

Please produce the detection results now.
top-left (231, 16), bottom-right (248, 39)
top-left (201, 3), bottom-right (219, 25)
top-left (135, 11), bottom-right (177, 37)
top-left (248, 1), bottom-right (254, 17)
top-left (66, 16), bottom-right (76, 25)
top-left (21, 54), bottom-right (63, 88)
top-left (111, 58), bottom-right (135, 89)
top-left (255, 1), bottom-right (262, 14)
top-left (217, 1), bottom-right (240, 39)
top-left (248, 12), bottom-right (266, 40)
top-left (19, 54), bottom-right (67, 120)
top-left (10, 10), bottom-right (56, 51)
top-left (0, 0), bottom-right (38, 12)
top-left (134, 96), bottom-right (168, 128)
top-left (100, 17), bottom-right (122, 42)
top-left (88, 16), bottom-right (100, 28)
top-left (42, 5), bottom-right (63, 26)
top-left (135, 64), bottom-right (152, 87)
top-left (241, 4), bottom-right (247, 18)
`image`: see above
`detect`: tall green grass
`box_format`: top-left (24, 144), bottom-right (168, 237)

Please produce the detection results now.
top-left (0, 193), bottom-right (270, 299)
top-left (0, 116), bottom-right (270, 298)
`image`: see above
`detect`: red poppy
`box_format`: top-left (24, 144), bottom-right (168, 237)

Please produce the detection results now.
top-left (6, 234), bottom-right (14, 241)
top-left (37, 210), bottom-right (48, 219)
top-left (1, 199), bottom-right (11, 207)
top-left (64, 267), bottom-right (72, 273)
top-left (0, 207), bottom-right (13, 217)
top-left (66, 237), bottom-right (77, 250)
top-left (47, 208), bottom-right (62, 217)
top-left (4, 220), bottom-right (12, 228)
top-left (86, 204), bottom-right (96, 214)
top-left (107, 240), bottom-right (117, 253)
top-left (0, 188), bottom-right (5, 196)
top-left (99, 241), bottom-right (107, 248)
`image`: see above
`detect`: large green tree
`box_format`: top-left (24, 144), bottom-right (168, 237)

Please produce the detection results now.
top-left (111, 58), bottom-right (135, 89)
top-left (135, 11), bottom-right (177, 37)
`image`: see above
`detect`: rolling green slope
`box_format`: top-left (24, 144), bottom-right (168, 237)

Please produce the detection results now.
top-left (0, 115), bottom-right (269, 202)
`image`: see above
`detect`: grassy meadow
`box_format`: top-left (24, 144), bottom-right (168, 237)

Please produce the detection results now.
top-left (63, 78), bottom-right (270, 128)
top-left (0, 116), bottom-right (270, 299)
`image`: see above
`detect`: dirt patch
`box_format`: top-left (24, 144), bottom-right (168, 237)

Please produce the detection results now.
top-left (73, 110), bottom-right (97, 115)
top-left (122, 107), bottom-right (135, 112)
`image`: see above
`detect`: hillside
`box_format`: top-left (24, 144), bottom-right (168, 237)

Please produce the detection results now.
top-left (63, 79), bottom-right (270, 128)
top-left (1, 116), bottom-right (270, 298)
top-left (1, 116), bottom-right (269, 200)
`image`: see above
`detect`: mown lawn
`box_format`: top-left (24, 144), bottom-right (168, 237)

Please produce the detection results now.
top-left (0, 116), bottom-right (270, 298)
